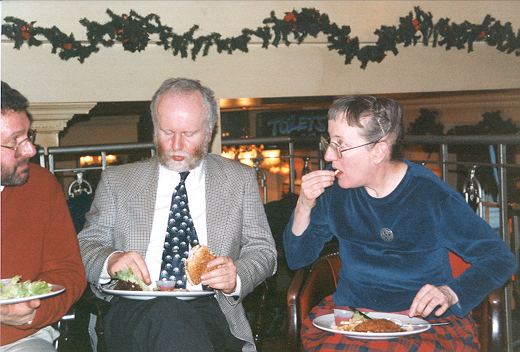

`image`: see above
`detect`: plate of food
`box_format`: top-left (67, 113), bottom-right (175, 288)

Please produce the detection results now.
top-left (0, 277), bottom-right (65, 305)
top-left (101, 287), bottom-right (215, 301)
top-left (312, 310), bottom-right (431, 340)
top-left (101, 267), bottom-right (214, 301)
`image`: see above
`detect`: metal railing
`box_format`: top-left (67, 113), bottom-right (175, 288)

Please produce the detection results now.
top-left (44, 142), bottom-right (156, 173)
top-left (40, 134), bottom-right (519, 351)
top-left (221, 136), bottom-right (325, 195)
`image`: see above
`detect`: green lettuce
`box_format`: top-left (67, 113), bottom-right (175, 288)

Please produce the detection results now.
top-left (114, 268), bottom-right (150, 291)
top-left (0, 276), bottom-right (52, 300)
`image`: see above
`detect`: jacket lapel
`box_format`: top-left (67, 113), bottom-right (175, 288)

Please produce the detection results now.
top-left (127, 158), bottom-right (160, 255)
top-left (204, 155), bottom-right (232, 254)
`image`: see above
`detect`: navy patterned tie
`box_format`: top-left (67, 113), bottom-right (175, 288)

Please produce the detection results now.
top-left (159, 171), bottom-right (199, 288)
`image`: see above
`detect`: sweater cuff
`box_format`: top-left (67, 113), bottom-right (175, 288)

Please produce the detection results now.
top-left (445, 279), bottom-right (467, 317)
top-left (448, 302), bottom-right (464, 316)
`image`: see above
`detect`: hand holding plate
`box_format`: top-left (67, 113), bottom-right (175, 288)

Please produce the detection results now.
top-left (0, 299), bottom-right (40, 325)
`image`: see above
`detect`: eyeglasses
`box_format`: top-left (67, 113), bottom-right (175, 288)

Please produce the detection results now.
top-left (321, 116), bottom-right (388, 159)
top-left (320, 135), bottom-right (384, 160)
top-left (1, 129), bottom-right (36, 157)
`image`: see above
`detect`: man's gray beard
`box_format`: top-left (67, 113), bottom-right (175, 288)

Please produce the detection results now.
top-left (158, 146), bottom-right (207, 172)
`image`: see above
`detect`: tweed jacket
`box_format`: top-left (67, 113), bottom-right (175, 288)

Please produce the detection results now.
top-left (78, 154), bottom-right (277, 351)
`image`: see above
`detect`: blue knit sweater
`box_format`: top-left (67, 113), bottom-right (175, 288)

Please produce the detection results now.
top-left (284, 160), bottom-right (517, 317)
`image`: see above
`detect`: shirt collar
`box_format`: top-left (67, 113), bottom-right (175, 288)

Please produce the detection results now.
top-left (158, 159), bottom-right (205, 185)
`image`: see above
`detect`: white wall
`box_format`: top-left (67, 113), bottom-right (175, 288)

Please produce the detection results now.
top-left (2, 1), bottom-right (520, 104)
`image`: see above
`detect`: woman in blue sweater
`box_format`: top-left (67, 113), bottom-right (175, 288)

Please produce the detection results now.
top-left (283, 95), bottom-right (517, 351)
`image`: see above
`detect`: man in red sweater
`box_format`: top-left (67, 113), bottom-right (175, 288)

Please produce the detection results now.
top-left (1, 81), bottom-right (86, 350)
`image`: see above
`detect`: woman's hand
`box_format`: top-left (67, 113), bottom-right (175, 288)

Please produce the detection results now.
top-left (409, 284), bottom-right (459, 317)
top-left (292, 170), bottom-right (335, 235)
top-left (298, 170), bottom-right (336, 210)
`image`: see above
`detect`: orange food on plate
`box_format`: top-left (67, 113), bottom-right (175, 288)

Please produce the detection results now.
top-left (353, 319), bottom-right (403, 333)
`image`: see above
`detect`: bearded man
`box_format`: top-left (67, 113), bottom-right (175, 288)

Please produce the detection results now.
top-left (78, 78), bottom-right (276, 352)
top-left (1, 81), bottom-right (86, 350)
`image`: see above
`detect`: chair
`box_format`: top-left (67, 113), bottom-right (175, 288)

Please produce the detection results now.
top-left (244, 272), bottom-right (292, 349)
top-left (54, 287), bottom-right (110, 352)
top-left (54, 308), bottom-right (76, 351)
top-left (287, 243), bottom-right (506, 352)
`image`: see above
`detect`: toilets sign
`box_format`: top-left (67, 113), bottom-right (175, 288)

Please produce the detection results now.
top-left (264, 114), bottom-right (327, 137)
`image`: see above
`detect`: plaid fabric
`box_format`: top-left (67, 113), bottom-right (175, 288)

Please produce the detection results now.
top-left (302, 295), bottom-right (480, 352)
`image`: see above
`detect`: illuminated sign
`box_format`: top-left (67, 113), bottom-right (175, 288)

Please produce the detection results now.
top-left (258, 111), bottom-right (327, 137)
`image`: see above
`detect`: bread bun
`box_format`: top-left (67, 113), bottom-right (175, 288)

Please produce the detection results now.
top-left (185, 245), bottom-right (217, 285)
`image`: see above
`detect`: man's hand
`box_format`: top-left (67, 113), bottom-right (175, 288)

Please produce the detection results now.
top-left (0, 299), bottom-right (40, 326)
top-left (108, 251), bottom-right (151, 285)
top-left (409, 284), bottom-right (459, 317)
top-left (200, 256), bottom-right (237, 294)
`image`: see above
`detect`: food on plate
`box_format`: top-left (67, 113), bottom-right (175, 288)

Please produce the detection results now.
top-left (0, 276), bottom-right (52, 300)
top-left (335, 311), bottom-right (369, 331)
top-left (334, 310), bottom-right (403, 333)
top-left (354, 318), bottom-right (403, 333)
top-left (113, 268), bottom-right (150, 291)
top-left (185, 245), bottom-right (217, 285)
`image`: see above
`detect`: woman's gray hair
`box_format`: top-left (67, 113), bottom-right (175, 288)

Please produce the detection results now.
top-left (150, 78), bottom-right (219, 138)
top-left (328, 95), bottom-right (404, 160)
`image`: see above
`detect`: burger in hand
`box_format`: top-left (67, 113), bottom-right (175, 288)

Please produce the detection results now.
top-left (185, 245), bottom-right (217, 285)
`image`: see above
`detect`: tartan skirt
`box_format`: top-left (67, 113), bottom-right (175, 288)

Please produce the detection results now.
top-left (301, 295), bottom-right (480, 352)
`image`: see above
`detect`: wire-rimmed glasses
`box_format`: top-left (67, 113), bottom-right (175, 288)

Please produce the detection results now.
top-left (1, 129), bottom-right (36, 157)
top-left (320, 116), bottom-right (388, 159)
top-left (320, 135), bottom-right (384, 160)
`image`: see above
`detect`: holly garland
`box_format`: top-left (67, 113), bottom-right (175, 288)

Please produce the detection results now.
top-left (2, 7), bottom-right (519, 67)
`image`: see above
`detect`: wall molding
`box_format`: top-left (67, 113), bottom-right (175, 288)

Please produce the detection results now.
top-left (29, 102), bottom-right (96, 148)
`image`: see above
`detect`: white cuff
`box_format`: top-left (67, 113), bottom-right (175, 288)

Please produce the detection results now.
top-left (99, 251), bottom-right (123, 284)
top-left (223, 274), bottom-right (242, 297)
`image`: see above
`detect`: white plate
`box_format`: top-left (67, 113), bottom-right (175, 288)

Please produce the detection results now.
top-left (101, 287), bottom-right (215, 301)
top-left (0, 280), bottom-right (65, 305)
top-left (313, 312), bottom-right (431, 340)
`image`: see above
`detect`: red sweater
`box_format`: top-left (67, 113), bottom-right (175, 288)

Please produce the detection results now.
top-left (1, 163), bottom-right (86, 345)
